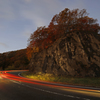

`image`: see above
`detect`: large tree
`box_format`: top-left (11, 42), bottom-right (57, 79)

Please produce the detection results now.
top-left (27, 8), bottom-right (100, 60)
top-left (49, 8), bottom-right (100, 36)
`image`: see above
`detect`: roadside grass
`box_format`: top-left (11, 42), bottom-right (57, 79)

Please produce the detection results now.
top-left (21, 71), bottom-right (100, 88)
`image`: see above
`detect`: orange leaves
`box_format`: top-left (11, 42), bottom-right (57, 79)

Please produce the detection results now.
top-left (49, 8), bottom-right (100, 34)
top-left (81, 19), bottom-right (88, 23)
top-left (27, 8), bottom-right (100, 60)
top-left (26, 47), bottom-right (34, 61)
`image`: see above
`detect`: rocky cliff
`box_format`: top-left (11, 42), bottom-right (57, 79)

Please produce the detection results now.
top-left (29, 32), bottom-right (100, 77)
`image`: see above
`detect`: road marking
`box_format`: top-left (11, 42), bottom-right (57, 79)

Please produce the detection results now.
top-left (18, 73), bottom-right (21, 77)
top-left (10, 79), bottom-right (90, 100)
top-left (10, 80), bottom-right (21, 84)
top-left (76, 96), bottom-right (80, 99)
top-left (83, 99), bottom-right (90, 100)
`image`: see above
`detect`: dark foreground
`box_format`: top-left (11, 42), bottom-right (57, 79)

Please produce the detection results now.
top-left (0, 70), bottom-right (100, 100)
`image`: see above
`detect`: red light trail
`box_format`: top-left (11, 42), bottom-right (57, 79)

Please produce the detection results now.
top-left (0, 70), bottom-right (100, 94)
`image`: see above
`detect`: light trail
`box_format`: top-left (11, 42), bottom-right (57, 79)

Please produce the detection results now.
top-left (0, 70), bottom-right (100, 99)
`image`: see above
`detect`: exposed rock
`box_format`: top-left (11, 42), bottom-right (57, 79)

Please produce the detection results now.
top-left (29, 32), bottom-right (100, 77)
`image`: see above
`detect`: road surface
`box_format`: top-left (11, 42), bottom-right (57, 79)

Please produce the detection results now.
top-left (0, 70), bottom-right (100, 100)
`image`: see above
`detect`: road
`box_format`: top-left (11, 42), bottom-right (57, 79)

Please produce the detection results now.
top-left (0, 70), bottom-right (100, 100)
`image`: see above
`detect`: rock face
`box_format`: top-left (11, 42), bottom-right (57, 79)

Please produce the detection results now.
top-left (29, 32), bottom-right (100, 77)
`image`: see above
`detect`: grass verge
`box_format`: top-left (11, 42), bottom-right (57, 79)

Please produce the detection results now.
top-left (21, 71), bottom-right (100, 88)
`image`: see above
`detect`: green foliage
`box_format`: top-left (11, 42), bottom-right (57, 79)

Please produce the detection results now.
top-left (22, 71), bottom-right (100, 87)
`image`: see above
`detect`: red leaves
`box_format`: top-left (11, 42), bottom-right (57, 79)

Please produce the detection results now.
top-left (27, 8), bottom-right (100, 60)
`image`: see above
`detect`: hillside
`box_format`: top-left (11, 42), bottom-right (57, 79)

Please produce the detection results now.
top-left (0, 49), bottom-right (29, 70)
top-left (29, 32), bottom-right (100, 77)
top-left (1, 8), bottom-right (100, 78)
top-left (28, 8), bottom-right (100, 77)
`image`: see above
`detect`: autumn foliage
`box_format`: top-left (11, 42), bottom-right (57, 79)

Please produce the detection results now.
top-left (0, 49), bottom-right (29, 70)
top-left (27, 8), bottom-right (100, 60)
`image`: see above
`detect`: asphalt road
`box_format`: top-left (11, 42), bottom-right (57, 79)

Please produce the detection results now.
top-left (0, 70), bottom-right (100, 100)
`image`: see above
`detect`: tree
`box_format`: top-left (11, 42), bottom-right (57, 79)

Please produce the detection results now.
top-left (49, 8), bottom-right (100, 35)
top-left (0, 49), bottom-right (29, 70)
top-left (27, 8), bottom-right (100, 60)
top-left (27, 26), bottom-right (49, 60)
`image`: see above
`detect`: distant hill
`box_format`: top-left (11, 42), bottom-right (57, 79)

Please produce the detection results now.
top-left (0, 49), bottom-right (29, 70)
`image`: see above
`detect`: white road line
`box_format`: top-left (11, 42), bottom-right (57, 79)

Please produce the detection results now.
top-left (10, 79), bottom-right (90, 100)
top-left (83, 99), bottom-right (91, 100)
top-left (18, 73), bottom-right (21, 77)
top-left (10, 80), bottom-right (21, 84)
top-left (18, 73), bottom-right (25, 78)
